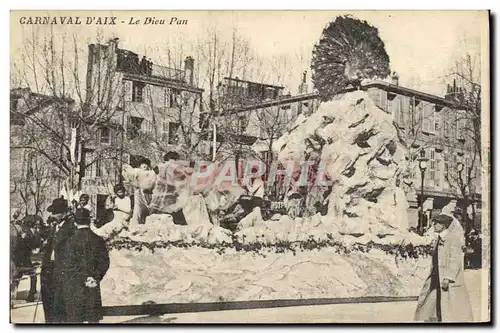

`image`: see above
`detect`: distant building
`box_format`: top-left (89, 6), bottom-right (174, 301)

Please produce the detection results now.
top-left (217, 77), bottom-right (285, 109)
top-left (212, 72), bottom-right (320, 200)
top-left (361, 76), bottom-right (481, 231)
top-left (10, 88), bottom-right (74, 215)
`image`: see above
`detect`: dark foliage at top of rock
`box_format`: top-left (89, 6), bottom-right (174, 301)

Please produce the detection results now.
top-left (311, 15), bottom-right (391, 101)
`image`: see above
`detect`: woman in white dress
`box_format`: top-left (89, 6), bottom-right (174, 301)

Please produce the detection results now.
top-left (94, 184), bottom-right (132, 239)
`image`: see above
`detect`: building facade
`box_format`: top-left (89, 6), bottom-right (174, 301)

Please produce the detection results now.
top-left (11, 38), bottom-right (205, 219)
top-left (81, 38), bottom-right (205, 218)
top-left (362, 77), bottom-right (481, 231)
top-left (212, 74), bottom-right (320, 201)
top-left (10, 88), bottom-right (74, 216)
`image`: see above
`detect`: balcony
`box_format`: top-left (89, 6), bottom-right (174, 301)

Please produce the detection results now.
top-left (116, 48), bottom-right (185, 82)
top-left (151, 64), bottom-right (184, 81)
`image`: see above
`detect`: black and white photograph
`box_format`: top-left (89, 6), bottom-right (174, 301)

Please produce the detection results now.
top-left (8, 10), bottom-right (490, 324)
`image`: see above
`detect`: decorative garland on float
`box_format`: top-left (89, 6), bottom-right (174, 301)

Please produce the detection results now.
top-left (108, 234), bottom-right (433, 260)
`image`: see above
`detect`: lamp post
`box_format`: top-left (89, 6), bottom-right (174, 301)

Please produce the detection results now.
top-left (418, 157), bottom-right (428, 235)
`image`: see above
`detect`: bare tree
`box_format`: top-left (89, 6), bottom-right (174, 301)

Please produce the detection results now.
top-left (11, 28), bottom-right (125, 195)
top-left (444, 53), bottom-right (482, 162)
top-left (439, 42), bottom-right (482, 232)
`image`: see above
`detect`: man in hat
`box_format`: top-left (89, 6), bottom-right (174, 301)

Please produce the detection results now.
top-left (11, 208), bottom-right (22, 224)
top-left (12, 215), bottom-right (42, 303)
top-left (414, 213), bottom-right (473, 322)
top-left (64, 208), bottom-right (110, 323)
top-left (40, 198), bottom-right (76, 323)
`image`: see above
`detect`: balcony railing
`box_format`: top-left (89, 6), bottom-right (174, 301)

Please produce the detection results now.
top-left (116, 49), bottom-right (185, 81)
top-left (151, 64), bottom-right (184, 81)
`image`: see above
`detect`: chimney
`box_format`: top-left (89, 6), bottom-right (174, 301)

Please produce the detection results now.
top-left (444, 78), bottom-right (465, 103)
top-left (107, 38), bottom-right (119, 58)
top-left (391, 72), bottom-right (399, 86)
top-left (298, 70), bottom-right (308, 94)
top-left (184, 56), bottom-right (194, 86)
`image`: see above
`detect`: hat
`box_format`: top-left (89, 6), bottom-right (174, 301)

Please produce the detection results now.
top-left (432, 214), bottom-right (454, 227)
top-left (74, 208), bottom-right (91, 224)
top-left (114, 183), bottom-right (126, 193)
top-left (22, 215), bottom-right (43, 227)
top-left (47, 198), bottom-right (68, 214)
top-left (79, 194), bottom-right (90, 200)
top-left (163, 151), bottom-right (180, 162)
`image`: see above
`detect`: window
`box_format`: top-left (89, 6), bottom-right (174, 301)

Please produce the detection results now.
top-left (84, 151), bottom-right (94, 178)
top-left (379, 90), bottom-right (388, 111)
top-left (428, 149), bottom-right (435, 188)
top-left (410, 97), bottom-right (422, 135)
top-left (238, 115), bottom-right (248, 134)
top-left (84, 150), bottom-right (103, 178)
top-left (126, 116), bottom-right (143, 140)
top-left (199, 112), bottom-right (209, 130)
top-left (142, 120), bottom-right (154, 137)
top-left (443, 110), bottom-right (451, 138)
top-left (161, 120), bottom-right (169, 141)
top-left (398, 96), bottom-right (407, 128)
top-left (163, 88), bottom-right (168, 108)
top-left (26, 153), bottom-right (35, 178)
top-left (168, 122), bottom-right (180, 144)
top-left (433, 111), bottom-right (441, 135)
top-left (10, 98), bottom-right (18, 111)
top-left (169, 88), bottom-right (180, 107)
top-left (264, 88), bottom-right (274, 100)
top-left (455, 110), bottom-right (467, 141)
top-left (99, 127), bottom-right (111, 144)
top-left (95, 158), bottom-right (103, 177)
top-left (456, 119), bottom-right (462, 140)
top-left (386, 97), bottom-right (392, 115)
top-left (422, 103), bottom-right (434, 134)
top-left (132, 81), bottom-right (145, 102)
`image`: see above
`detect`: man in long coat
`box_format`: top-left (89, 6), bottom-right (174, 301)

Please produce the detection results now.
top-left (64, 208), bottom-right (110, 323)
top-left (12, 215), bottom-right (42, 303)
top-left (414, 214), bottom-right (474, 322)
top-left (40, 198), bottom-right (76, 323)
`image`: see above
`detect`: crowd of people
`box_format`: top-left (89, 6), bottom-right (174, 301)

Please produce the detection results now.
top-left (10, 199), bottom-right (110, 323)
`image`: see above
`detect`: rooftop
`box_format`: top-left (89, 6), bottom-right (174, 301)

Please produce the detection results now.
top-left (363, 80), bottom-right (462, 109)
top-left (222, 77), bottom-right (285, 90)
top-left (221, 79), bottom-right (463, 115)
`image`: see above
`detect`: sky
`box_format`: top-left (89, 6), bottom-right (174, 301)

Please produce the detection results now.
top-left (10, 10), bottom-right (487, 97)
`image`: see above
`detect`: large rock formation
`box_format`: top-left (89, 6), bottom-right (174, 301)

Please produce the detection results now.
top-left (273, 90), bottom-right (412, 242)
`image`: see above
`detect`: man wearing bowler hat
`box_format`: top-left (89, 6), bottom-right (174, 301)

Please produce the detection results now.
top-left (40, 198), bottom-right (76, 323)
top-left (64, 208), bottom-right (110, 323)
top-left (414, 213), bottom-right (473, 322)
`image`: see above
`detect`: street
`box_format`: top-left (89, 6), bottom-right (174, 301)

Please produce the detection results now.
top-left (10, 268), bottom-right (487, 324)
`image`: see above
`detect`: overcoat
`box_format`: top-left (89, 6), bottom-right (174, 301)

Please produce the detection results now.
top-left (63, 227), bottom-right (110, 323)
top-left (414, 219), bottom-right (474, 323)
top-left (40, 215), bottom-right (76, 323)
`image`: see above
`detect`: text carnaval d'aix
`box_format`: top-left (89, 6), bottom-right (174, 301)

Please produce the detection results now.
top-left (18, 16), bottom-right (188, 25)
